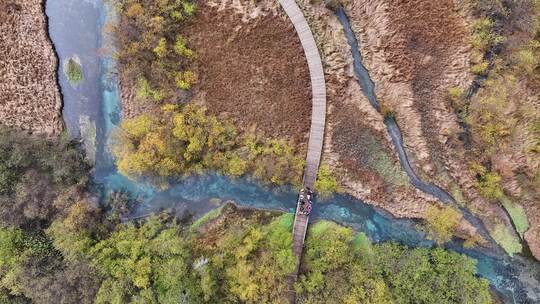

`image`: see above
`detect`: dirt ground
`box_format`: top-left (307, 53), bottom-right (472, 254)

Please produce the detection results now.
top-left (186, 2), bottom-right (312, 145)
top-left (0, 0), bottom-right (63, 136)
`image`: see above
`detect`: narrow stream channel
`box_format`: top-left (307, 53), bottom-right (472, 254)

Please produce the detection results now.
top-left (333, 7), bottom-right (540, 302)
top-left (334, 6), bottom-right (505, 255)
top-left (44, 0), bottom-right (540, 302)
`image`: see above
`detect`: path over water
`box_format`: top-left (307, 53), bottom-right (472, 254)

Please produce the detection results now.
top-left (279, 0), bottom-right (327, 302)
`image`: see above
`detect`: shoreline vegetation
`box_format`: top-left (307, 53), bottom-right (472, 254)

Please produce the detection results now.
top-left (107, 0), bottom-right (339, 194)
top-left (0, 132), bottom-right (493, 302)
top-left (448, 0), bottom-right (540, 258)
top-left (111, 103), bottom-right (306, 189)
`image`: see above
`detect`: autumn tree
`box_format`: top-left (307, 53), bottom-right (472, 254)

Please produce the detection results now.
top-left (424, 205), bottom-right (463, 244)
top-left (0, 127), bottom-right (89, 228)
top-left (111, 0), bottom-right (198, 103)
top-left (222, 215), bottom-right (295, 303)
top-left (297, 222), bottom-right (393, 304)
top-left (89, 217), bottom-right (201, 303)
top-left (112, 104), bottom-right (304, 187)
top-left (111, 104), bottom-right (238, 185)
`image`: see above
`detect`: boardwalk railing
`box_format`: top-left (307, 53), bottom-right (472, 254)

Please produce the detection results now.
top-left (279, 0), bottom-right (327, 302)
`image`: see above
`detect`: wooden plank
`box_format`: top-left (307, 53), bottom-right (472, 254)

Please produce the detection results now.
top-left (279, 0), bottom-right (327, 190)
top-left (279, 0), bottom-right (327, 302)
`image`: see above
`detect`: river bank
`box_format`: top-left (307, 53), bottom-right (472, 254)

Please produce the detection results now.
top-left (338, 0), bottom-right (540, 260)
top-left (0, 0), bottom-right (63, 136)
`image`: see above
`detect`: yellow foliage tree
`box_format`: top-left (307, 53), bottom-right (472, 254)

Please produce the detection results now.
top-left (424, 205), bottom-right (463, 244)
top-left (112, 103), bottom-right (304, 187)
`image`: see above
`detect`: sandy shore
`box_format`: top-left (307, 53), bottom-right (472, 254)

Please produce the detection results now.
top-left (0, 0), bottom-right (63, 136)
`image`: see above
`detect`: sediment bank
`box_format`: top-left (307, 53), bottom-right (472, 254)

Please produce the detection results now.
top-left (0, 0), bottom-right (63, 136)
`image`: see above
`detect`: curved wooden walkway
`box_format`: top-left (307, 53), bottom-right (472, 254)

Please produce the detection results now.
top-left (280, 1), bottom-right (327, 188)
top-left (279, 0), bottom-right (327, 302)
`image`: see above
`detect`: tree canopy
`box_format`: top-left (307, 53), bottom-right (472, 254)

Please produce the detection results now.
top-left (297, 221), bottom-right (492, 304)
top-left (110, 0), bottom-right (197, 103)
top-left (111, 104), bottom-right (305, 187)
top-left (0, 124), bottom-right (492, 304)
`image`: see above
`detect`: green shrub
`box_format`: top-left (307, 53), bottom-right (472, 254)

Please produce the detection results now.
top-left (514, 40), bottom-right (540, 75)
top-left (477, 171), bottom-right (503, 199)
top-left (174, 70), bottom-right (196, 90)
top-left (315, 164), bottom-right (339, 198)
top-left (471, 60), bottom-right (490, 74)
top-left (491, 223), bottom-right (522, 256)
top-left (447, 86), bottom-right (464, 103)
top-left (470, 163), bottom-right (504, 201)
top-left (153, 37), bottom-right (168, 58)
top-left (352, 232), bottom-right (372, 255)
top-left (225, 152), bottom-right (248, 177)
top-left (65, 58), bottom-right (83, 85)
top-left (471, 18), bottom-right (504, 53)
top-left (136, 77), bottom-right (164, 102)
top-left (173, 35), bottom-right (195, 58)
top-left (424, 205), bottom-right (463, 244)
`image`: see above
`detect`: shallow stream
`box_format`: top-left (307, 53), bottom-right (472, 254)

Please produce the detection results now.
top-left (45, 0), bottom-right (539, 302)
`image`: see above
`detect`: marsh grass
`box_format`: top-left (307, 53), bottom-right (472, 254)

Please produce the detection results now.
top-left (492, 223), bottom-right (522, 256)
top-left (190, 206), bottom-right (223, 231)
top-left (363, 134), bottom-right (409, 187)
top-left (500, 196), bottom-right (529, 238)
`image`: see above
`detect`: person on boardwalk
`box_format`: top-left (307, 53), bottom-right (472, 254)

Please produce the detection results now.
top-left (298, 188), bottom-right (313, 215)
top-left (280, 0), bottom-right (327, 301)
top-left (303, 202), bottom-right (312, 215)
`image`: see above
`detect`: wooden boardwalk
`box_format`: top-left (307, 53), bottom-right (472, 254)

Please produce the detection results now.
top-left (279, 0), bottom-right (327, 302)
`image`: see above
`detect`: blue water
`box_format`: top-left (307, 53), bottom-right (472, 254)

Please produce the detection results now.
top-left (45, 0), bottom-right (539, 302)
top-left (45, 0), bottom-right (102, 139)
